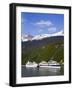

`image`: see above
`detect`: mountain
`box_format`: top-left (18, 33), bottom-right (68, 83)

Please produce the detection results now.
top-left (22, 36), bottom-right (64, 54)
top-left (32, 30), bottom-right (63, 40)
top-left (21, 31), bottom-right (64, 65)
top-left (21, 34), bottom-right (33, 41)
top-left (32, 34), bottom-right (50, 40)
top-left (22, 30), bottom-right (64, 41)
top-left (22, 36), bottom-right (64, 65)
top-left (22, 30), bottom-right (64, 65)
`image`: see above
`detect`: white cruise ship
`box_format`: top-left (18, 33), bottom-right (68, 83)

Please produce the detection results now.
top-left (26, 61), bottom-right (38, 67)
top-left (48, 60), bottom-right (61, 68)
top-left (39, 61), bottom-right (48, 67)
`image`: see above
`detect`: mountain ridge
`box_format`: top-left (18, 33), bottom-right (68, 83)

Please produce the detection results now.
top-left (22, 36), bottom-right (64, 54)
top-left (22, 30), bottom-right (64, 41)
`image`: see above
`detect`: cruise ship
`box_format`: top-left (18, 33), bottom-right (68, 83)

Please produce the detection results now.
top-left (26, 61), bottom-right (38, 67)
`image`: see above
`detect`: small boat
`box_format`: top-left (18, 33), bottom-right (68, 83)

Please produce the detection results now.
top-left (26, 61), bottom-right (38, 67)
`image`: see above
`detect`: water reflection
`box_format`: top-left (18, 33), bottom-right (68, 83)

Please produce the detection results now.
top-left (21, 66), bottom-right (64, 77)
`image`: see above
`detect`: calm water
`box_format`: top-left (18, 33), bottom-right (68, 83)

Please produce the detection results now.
top-left (21, 66), bottom-right (64, 77)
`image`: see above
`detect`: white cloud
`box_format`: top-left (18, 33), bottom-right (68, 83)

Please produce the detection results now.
top-left (33, 20), bottom-right (64, 34)
top-left (48, 27), bottom-right (57, 33)
top-left (38, 29), bottom-right (43, 33)
top-left (34, 20), bottom-right (53, 28)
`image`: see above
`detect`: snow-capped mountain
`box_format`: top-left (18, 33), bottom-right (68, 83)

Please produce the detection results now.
top-left (21, 34), bottom-right (33, 41)
top-left (32, 30), bottom-right (64, 40)
top-left (32, 34), bottom-right (49, 40)
top-left (22, 30), bottom-right (64, 42)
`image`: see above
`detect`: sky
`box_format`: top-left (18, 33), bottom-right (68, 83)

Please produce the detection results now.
top-left (21, 12), bottom-right (64, 36)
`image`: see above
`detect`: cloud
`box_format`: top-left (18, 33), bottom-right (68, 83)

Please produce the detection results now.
top-left (38, 29), bottom-right (43, 33)
top-left (31, 19), bottom-right (64, 35)
top-left (34, 20), bottom-right (53, 28)
top-left (48, 27), bottom-right (57, 33)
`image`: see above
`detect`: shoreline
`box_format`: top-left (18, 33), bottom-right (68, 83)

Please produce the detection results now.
top-left (21, 64), bottom-right (64, 67)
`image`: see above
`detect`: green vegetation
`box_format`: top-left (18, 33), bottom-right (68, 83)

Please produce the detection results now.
top-left (22, 41), bottom-right (64, 65)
